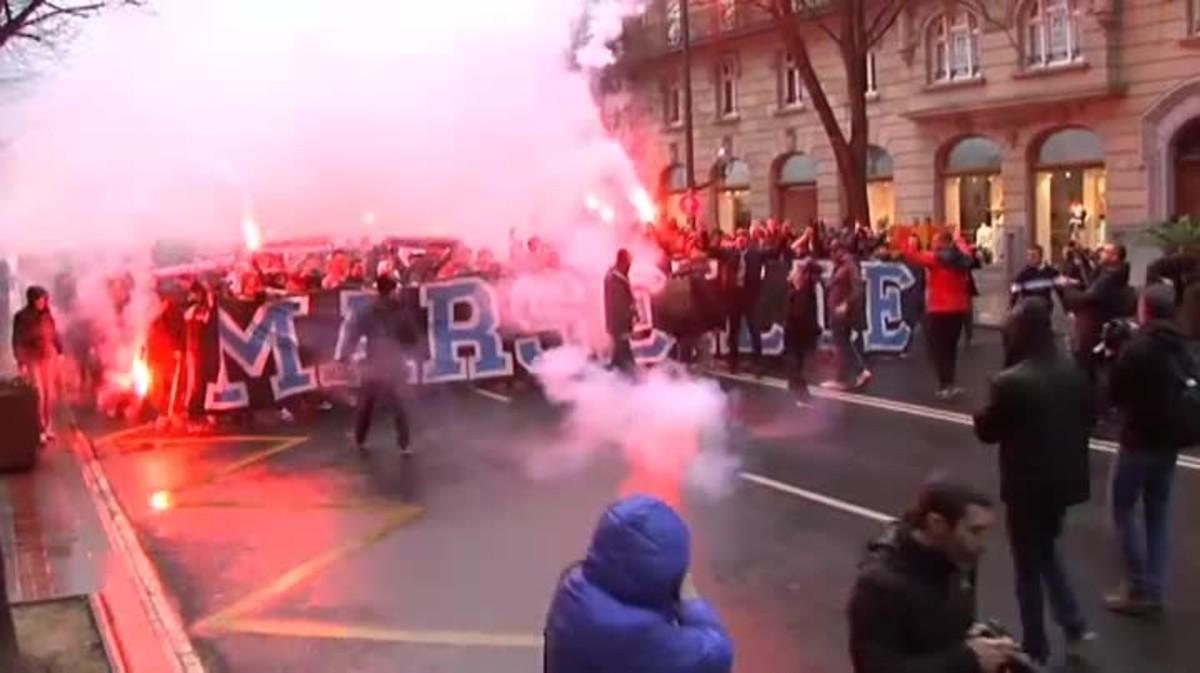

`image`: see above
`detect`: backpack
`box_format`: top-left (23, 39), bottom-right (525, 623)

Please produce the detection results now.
top-left (1166, 342), bottom-right (1200, 447)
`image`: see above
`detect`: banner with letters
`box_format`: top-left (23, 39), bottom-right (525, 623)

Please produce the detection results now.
top-left (196, 260), bottom-right (926, 411)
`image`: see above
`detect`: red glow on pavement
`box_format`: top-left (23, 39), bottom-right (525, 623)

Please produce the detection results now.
top-left (132, 356), bottom-right (152, 400)
top-left (150, 491), bottom-right (172, 512)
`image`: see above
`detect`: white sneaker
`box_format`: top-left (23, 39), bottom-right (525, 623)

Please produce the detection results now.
top-left (820, 380), bottom-right (850, 391)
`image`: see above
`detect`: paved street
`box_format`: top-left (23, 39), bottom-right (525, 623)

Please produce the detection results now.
top-left (87, 333), bottom-right (1200, 673)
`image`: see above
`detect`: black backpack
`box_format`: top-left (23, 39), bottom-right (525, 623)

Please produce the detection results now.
top-left (1166, 342), bottom-right (1200, 447)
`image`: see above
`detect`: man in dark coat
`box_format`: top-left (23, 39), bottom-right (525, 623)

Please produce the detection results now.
top-left (544, 495), bottom-right (733, 673)
top-left (1061, 243), bottom-right (1134, 378)
top-left (822, 242), bottom-right (871, 390)
top-left (711, 228), bottom-right (777, 373)
top-left (1010, 244), bottom-right (1061, 310)
top-left (1105, 284), bottom-right (1199, 615)
top-left (973, 298), bottom-right (1095, 662)
top-left (604, 249), bottom-right (637, 374)
top-left (784, 260), bottom-right (822, 404)
top-left (848, 480), bottom-right (1014, 673)
top-left (12, 286), bottom-right (63, 441)
top-left (341, 275), bottom-right (421, 454)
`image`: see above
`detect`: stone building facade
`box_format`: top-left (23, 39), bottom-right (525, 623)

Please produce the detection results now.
top-left (616, 0), bottom-right (1200, 282)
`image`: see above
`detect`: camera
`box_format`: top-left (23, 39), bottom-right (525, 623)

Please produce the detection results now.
top-left (1095, 318), bottom-right (1138, 362)
top-left (970, 621), bottom-right (1044, 673)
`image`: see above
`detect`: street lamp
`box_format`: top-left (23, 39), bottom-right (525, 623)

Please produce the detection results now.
top-left (681, 0), bottom-right (697, 230)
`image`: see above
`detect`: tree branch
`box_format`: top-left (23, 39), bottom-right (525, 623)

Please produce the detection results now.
top-left (865, 0), bottom-right (906, 47)
top-left (23, 1), bottom-right (106, 28)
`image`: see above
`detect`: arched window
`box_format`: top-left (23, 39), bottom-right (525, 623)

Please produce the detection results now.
top-left (714, 157), bottom-right (751, 232)
top-left (775, 153), bottom-right (818, 225)
top-left (1024, 0), bottom-right (1082, 68)
top-left (928, 11), bottom-right (981, 83)
top-left (866, 145), bottom-right (896, 228)
top-left (941, 136), bottom-right (1005, 240)
top-left (1032, 127), bottom-right (1107, 261)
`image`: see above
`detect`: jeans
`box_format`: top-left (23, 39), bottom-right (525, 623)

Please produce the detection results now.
top-left (1006, 502), bottom-right (1087, 660)
top-left (355, 377), bottom-right (411, 449)
top-left (727, 289), bottom-right (762, 368)
top-left (831, 321), bottom-right (867, 383)
top-left (925, 312), bottom-right (965, 388)
top-left (1110, 449), bottom-right (1178, 601)
top-left (784, 332), bottom-right (816, 399)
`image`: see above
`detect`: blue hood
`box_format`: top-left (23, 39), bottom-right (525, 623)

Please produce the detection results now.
top-left (582, 495), bottom-right (690, 610)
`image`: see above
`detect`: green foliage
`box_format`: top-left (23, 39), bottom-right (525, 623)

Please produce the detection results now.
top-left (1141, 216), bottom-right (1200, 254)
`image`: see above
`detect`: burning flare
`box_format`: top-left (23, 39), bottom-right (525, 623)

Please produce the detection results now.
top-left (242, 215), bottom-right (263, 252)
top-left (131, 355), bottom-right (152, 400)
top-left (628, 186), bottom-right (657, 223)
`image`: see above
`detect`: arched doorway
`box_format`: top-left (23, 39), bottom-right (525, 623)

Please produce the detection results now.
top-left (1174, 118), bottom-right (1200, 220)
top-left (1032, 127), bottom-right (1107, 261)
top-left (774, 153), bottom-right (817, 226)
top-left (867, 145), bottom-right (895, 228)
top-left (713, 158), bottom-right (751, 233)
top-left (659, 163), bottom-right (689, 225)
top-left (941, 136), bottom-right (1003, 242)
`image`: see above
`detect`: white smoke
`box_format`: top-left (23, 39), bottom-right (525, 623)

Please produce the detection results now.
top-left (530, 346), bottom-right (740, 501)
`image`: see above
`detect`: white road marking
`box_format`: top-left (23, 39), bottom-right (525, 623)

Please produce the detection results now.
top-left (711, 370), bottom-right (1200, 472)
top-left (473, 387), bottom-right (513, 404)
top-left (740, 472), bottom-right (894, 523)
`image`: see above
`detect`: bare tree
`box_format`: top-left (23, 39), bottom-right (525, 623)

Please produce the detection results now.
top-left (1, 1), bottom-right (131, 53)
top-left (749, 0), bottom-right (907, 226)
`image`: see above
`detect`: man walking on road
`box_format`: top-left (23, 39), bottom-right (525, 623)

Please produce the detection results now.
top-left (1106, 284), bottom-right (1200, 615)
top-left (12, 286), bottom-right (63, 442)
top-left (848, 479), bottom-right (1015, 673)
top-left (822, 241), bottom-right (871, 391)
top-left (974, 298), bottom-right (1096, 663)
top-left (341, 275), bottom-right (421, 454)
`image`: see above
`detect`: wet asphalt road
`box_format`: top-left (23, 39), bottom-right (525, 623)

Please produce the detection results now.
top-left (91, 331), bottom-right (1200, 673)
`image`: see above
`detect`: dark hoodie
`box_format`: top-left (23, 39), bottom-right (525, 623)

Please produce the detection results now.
top-left (974, 299), bottom-right (1094, 506)
top-left (11, 287), bottom-right (62, 365)
top-left (1111, 320), bottom-right (1199, 452)
top-left (544, 496), bottom-right (733, 673)
top-left (848, 524), bottom-right (979, 673)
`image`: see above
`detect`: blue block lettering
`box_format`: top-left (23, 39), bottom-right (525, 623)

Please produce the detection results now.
top-left (421, 278), bottom-right (513, 382)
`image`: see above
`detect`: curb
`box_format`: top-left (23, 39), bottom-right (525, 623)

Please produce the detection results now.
top-left (71, 431), bottom-right (207, 673)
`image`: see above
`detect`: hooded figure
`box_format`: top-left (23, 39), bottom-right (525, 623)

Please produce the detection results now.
top-left (12, 286), bottom-right (63, 440)
top-left (544, 496), bottom-right (733, 673)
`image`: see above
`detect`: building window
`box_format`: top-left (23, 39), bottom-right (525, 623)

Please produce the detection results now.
top-left (666, 0), bottom-right (682, 46)
top-left (929, 11), bottom-right (981, 83)
top-left (664, 78), bottom-right (682, 126)
top-left (719, 0), bottom-right (738, 31)
top-left (1024, 0), bottom-right (1082, 67)
top-left (865, 51), bottom-right (879, 96)
top-left (781, 52), bottom-right (803, 109)
top-left (718, 58), bottom-right (738, 118)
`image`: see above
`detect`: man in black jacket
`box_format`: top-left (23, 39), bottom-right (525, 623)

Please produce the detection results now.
top-left (973, 298), bottom-right (1095, 662)
top-left (341, 275), bottom-right (421, 454)
top-left (604, 249), bottom-right (637, 374)
top-left (848, 480), bottom-right (1014, 673)
top-left (784, 260), bottom-right (822, 405)
top-left (1106, 284), bottom-right (1199, 615)
top-left (12, 286), bottom-right (63, 442)
top-left (1061, 243), bottom-right (1134, 378)
top-left (712, 228), bottom-right (776, 373)
top-left (1009, 245), bottom-right (1061, 310)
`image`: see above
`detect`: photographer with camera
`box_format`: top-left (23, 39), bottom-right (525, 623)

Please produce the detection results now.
top-left (974, 298), bottom-right (1095, 663)
top-left (1059, 243), bottom-right (1134, 381)
top-left (848, 480), bottom-right (1018, 673)
top-left (1105, 284), bottom-right (1200, 616)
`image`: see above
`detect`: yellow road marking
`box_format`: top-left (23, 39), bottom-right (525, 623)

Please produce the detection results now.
top-left (191, 505), bottom-right (425, 634)
top-left (219, 617), bottom-right (543, 649)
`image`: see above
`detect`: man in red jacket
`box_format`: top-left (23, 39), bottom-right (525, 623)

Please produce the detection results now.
top-left (904, 232), bottom-right (975, 399)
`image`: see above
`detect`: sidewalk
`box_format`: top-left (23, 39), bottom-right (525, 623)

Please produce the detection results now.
top-left (0, 436), bottom-right (203, 673)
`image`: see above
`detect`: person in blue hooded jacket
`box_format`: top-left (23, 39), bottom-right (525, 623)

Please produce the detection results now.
top-left (544, 495), bottom-right (734, 673)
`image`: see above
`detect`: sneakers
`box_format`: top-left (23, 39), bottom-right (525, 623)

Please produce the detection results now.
top-left (1104, 586), bottom-right (1163, 617)
top-left (1065, 630), bottom-right (1099, 660)
top-left (935, 386), bottom-right (965, 400)
top-left (853, 370), bottom-right (873, 390)
top-left (820, 380), bottom-right (850, 391)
